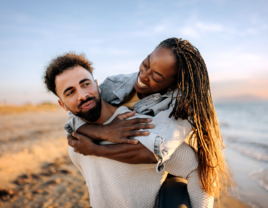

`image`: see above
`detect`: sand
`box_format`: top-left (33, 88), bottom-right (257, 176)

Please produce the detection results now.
top-left (0, 106), bottom-right (249, 207)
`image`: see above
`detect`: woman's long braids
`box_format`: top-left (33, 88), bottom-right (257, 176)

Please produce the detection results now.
top-left (158, 38), bottom-right (230, 197)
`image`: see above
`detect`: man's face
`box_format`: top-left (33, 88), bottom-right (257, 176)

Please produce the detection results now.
top-left (55, 65), bottom-right (102, 122)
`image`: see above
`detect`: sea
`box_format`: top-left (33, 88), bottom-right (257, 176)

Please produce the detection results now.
top-left (214, 101), bottom-right (268, 208)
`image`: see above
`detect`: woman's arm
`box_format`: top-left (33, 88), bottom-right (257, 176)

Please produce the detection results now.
top-left (66, 111), bottom-right (154, 145)
top-left (77, 114), bottom-right (154, 144)
top-left (68, 132), bottom-right (157, 164)
top-left (134, 107), bottom-right (193, 172)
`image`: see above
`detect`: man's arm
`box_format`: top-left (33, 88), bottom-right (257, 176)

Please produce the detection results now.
top-left (68, 132), bottom-right (157, 164)
top-left (164, 143), bottom-right (214, 208)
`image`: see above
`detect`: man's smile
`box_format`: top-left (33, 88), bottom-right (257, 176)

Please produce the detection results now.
top-left (80, 99), bottom-right (95, 111)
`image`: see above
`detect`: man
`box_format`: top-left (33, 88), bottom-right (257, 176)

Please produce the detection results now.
top-left (43, 53), bottom-right (212, 208)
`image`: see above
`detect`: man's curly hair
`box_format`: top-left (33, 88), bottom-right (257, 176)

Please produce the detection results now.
top-left (44, 52), bottom-right (93, 96)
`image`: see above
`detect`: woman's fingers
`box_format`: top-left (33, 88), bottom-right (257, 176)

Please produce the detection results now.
top-left (67, 134), bottom-right (77, 147)
top-left (122, 130), bottom-right (150, 138)
top-left (116, 111), bottom-right (136, 120)
top-left (118, 138), bottom-right (139, 144)
top-left (125, 117), bottom-right (152, 124)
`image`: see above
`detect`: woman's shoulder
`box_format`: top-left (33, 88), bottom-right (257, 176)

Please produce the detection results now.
top-left (101, 72), bottom-right (138, 85)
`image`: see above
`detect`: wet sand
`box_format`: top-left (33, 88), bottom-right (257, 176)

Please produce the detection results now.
top-left (0, 107), bottom-right (249, 207)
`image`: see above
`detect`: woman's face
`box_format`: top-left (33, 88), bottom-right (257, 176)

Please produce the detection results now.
top-left (134, 46), bottom-right (177, 99)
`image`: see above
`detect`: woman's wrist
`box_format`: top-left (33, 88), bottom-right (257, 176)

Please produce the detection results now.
top-left (96, 125), bottom-right (105, 141)
top-left (94, 144), bottom-right (106, 157)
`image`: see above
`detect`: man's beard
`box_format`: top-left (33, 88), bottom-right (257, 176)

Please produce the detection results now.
top-left (75, 92), bottom-right (102, 122)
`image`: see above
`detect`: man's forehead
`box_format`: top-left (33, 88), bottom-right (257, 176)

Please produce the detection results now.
top-left (55, 66), bottom-right (94, 95)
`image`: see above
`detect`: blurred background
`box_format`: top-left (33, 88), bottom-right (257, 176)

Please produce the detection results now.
top-left (0, 0), bottom-right (267, 207)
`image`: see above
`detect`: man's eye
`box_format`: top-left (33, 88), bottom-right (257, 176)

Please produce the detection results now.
top-left (67, 91), bottom-right (74, 96)
top-left (83, 82), bottom-right (90, 87)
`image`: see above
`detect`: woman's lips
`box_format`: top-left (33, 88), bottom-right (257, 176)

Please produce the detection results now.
top-left (81, 100), bottom-right (94, 110)
top-left (137, 76), bottom-right (149, 88)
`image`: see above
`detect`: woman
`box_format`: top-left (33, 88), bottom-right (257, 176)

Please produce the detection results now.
top-left (67, 37), bottom-right (230, 206)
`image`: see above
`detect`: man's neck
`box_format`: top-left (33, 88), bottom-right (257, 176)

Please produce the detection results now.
top-left (84, 100), bottom-right (118, 124)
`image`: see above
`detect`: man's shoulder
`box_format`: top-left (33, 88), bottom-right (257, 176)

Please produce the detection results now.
top-left (104, 106), bottom-right (132, 125)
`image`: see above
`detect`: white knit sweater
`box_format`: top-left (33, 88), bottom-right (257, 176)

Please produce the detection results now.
top-left (68, 107), bottom-right (214, 208)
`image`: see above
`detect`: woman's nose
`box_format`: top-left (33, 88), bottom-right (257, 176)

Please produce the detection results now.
top-left (140, 68), bottom-right (149, 81)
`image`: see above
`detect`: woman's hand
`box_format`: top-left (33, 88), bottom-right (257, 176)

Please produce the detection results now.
top-left (77, 111), bottom-right (154, 145)
top-left (101, 111), bottom-right (154, 144)
top-left (67, 132), bottom-right (97, 156)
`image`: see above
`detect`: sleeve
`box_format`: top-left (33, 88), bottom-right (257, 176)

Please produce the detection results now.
top-left (187, 170), bottom-right (214, 208)
top-left (136, 107), bottom-right (192, 172)
top-left (164, 143), bottom-right (214, 208)
top-left (64, 112), bottom-right (87, 135)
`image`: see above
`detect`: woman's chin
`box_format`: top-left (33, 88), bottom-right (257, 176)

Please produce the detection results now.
top-left (134, 83), bottom-right (148, 94)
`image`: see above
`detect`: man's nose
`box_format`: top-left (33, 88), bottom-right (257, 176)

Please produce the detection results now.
top-left (77, 88), bottom-right (88, 101)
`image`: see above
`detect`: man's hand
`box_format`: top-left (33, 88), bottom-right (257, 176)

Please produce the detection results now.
top-left (67, 132), bottom-right (97, 156)
top-left (77, 111), bottom-right (154, 145)
top-left (101, 111), bottom-right (154, 144)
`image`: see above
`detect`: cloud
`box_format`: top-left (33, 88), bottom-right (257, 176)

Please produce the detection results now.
top-left (154, 25), bottom-right (166, 32)
top-left (180, 22), bottom-right (224, 38)
top-left (196, 22), bottom-right (223, 32)
top-left (88, 48), bottom-right (131, 56)
top-left (175, 0), bottom-right (200, 7)
top-left (206, 51), bottom-right (268, 81)
top-left (181, 27), bottom-right (200, 38)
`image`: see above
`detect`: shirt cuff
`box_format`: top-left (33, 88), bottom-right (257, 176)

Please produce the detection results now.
top-left (64, 117), bottom-right (86, 135)
top-left (136, 133), bottom-right (170, 173)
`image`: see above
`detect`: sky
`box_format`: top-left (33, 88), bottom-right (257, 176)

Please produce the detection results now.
top-left (0, 0), bottom-right (268, 104)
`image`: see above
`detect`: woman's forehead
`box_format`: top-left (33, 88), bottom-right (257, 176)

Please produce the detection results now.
top-left (149, 47), bottom-right (176, 75)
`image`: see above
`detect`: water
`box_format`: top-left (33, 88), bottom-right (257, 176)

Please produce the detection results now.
top-left (215, 101), bottom-right (268, 207)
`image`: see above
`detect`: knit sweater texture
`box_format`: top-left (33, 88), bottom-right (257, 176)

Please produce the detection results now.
top-left (68, 107), bottom-right (213, 208)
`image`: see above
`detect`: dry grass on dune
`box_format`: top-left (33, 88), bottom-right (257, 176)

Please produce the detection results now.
top-left (0, 103), bottom-right (61, 114)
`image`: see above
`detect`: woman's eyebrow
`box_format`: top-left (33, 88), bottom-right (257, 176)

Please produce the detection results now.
top-left (148, 54), bottom-right (165, 80)
top-left (154, 71), bottom-right (165, 80)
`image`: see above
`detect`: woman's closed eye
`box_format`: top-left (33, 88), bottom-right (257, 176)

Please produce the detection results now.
top-left (143, 61), bottom-right (149, 68)
top-left (152, 73), bottom-right (164, 83)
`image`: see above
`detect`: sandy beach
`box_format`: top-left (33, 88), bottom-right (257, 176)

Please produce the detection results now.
top-left (0, 105), bottom-right (249, 208)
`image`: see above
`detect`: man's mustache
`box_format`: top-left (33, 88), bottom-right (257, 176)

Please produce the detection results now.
top-left (77, 96), bottom-right (96, 109)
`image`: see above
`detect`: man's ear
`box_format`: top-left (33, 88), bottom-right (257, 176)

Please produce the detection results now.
top-left (95, 79), bottom-right (101, 94)
top-left (58, 99), bottom-right (69, 111)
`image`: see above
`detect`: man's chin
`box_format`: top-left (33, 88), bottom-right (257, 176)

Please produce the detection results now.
top-left (76, 105), bottom-right (102, 123)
